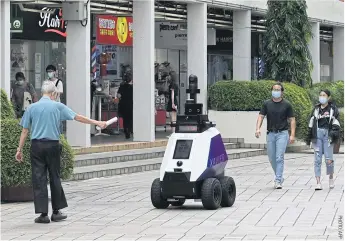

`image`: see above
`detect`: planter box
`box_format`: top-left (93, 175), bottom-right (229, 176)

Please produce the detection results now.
top-left (209, 110), bottom-right (307, 148)
top-left (1, 185), bottom-right (34, 202)
top-left (209, 110), bottom-right (268, 144)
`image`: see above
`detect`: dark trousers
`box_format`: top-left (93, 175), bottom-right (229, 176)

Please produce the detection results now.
top-left (30, 140), bottom-right (68, 214)
top-left (122, 110), bottom-right (133, 138)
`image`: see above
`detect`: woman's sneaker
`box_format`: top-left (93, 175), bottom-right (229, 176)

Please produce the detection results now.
top-left (315, 183), bottom-right (323, 190)
top-left (329, 179), bottom-right (335, 189)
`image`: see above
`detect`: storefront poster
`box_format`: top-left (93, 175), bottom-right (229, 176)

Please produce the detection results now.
top-left (35, 74), bottom-right (42, 89)
top-left (96, 15), bottom-right (133, 46)
top-left (35, 53), bottom-right (42, 73)
top-left (10, 43), bottom-right (28, 82)
top-left (95, 45), bottom-right (118, 78)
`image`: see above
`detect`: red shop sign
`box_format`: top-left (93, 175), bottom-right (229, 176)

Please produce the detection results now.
top-left (96, 15), bottom-right (133, 46)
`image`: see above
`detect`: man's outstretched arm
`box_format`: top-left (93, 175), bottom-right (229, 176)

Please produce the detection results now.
top-left (74, 114), bottom-right (106, 128)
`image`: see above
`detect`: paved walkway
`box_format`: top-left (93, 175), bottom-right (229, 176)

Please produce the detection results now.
top-left (1, 153), bottom-right (344, 241)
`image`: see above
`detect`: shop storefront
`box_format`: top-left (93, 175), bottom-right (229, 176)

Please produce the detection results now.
top-left (11, 6), bottom-right (67, 102)
top-left (10, 5), bottom-right (262, 138)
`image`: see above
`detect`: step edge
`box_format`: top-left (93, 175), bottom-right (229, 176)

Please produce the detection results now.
top-left (74, 143), bottom-right (240, 161)
top-left (72, 149), bottom-right (266, 174)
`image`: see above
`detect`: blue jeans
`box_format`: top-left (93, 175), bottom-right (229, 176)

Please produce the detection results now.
top-left (267, 130), bottom-right (289, 183)
top-left (314, 128), bottom-right (334, 177)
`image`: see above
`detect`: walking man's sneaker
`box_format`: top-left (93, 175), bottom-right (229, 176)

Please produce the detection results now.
top-left (315, 183), bottom-right (323, 190)
top-left (51, 210), bottom-right (67, 222)
top-left (329, 179), bottom-right (335, 189)
top-left (35, 214), bottom-right (50, 224)
top-left (274, 181), bottom-right (282, 189)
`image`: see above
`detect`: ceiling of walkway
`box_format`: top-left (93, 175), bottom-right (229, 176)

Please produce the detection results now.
top-left (11, 0), bottom-right (333, 40)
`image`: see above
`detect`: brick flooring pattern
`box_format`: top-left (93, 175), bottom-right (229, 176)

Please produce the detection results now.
top-left (1, 153), bottom-right (344, 241)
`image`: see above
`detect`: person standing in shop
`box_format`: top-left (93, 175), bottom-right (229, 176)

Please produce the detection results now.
top-left (11, 72), bottom-right (38, 118)
top-left (46, 64), bottom-right (64, 133)
top-left (117, 71), bottom-right (133, 139)
top-left (45, 65), bottom-right (63, 103)
top-left (15, 80), bottom-right (107, 224)
top-left (255, 82), bottom-right (296, 189)
top-left (166, 72), bottom-right (178, 136)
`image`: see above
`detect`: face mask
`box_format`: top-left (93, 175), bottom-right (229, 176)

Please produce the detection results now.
top-left (47, 72), bottom-right (54, 79)
top-left (319, 96), bottom-right (328, 105)
top-left (272, 91), bottom-right (282, 99)
top-left (16, 80), bottom-right (24, 85)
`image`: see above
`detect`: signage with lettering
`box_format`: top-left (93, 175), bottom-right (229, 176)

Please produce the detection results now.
top-left (96, 15), bottom-right (133, 46)
top-left (38, 8), bottom-right (67, 38)
top-left (11, 6), bottom-right (66, 42)
top-left (155, 22), bottom-right (216, 48)
top-left (156, 22), bottom-right (187, 47)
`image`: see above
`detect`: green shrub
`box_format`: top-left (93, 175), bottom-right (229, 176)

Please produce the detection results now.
top-left (308, 81), bottom-right (344, 107)
top-left (1, 89), bottom-right (15, 119)
top-left (1, 119), bottom-right (32, 186)
top-left (209, 80), bottom-right (313, 140)
top-left (0, 88), bottom-right (75, 187)
top-left (0, 119), bottom-right (75, 187)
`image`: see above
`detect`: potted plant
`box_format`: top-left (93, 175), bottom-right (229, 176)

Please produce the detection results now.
top-left (0, 89), bottom-right (74, 202)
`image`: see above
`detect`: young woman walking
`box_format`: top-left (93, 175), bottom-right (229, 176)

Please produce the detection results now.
top-left (306, 89), bottom-right (341, 190)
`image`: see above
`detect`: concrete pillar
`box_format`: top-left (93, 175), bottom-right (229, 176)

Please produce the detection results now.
top-left (308, 22), bottom-right (320, 84)
top-left (233, 10), bottom-right (251, 81)
top-left (0, 1), bottom-right (11, 97)
top-left (65, 1), bottom-right (91, 147)
top-left (187, 3), bottom-right (207, 113)
top-left (133, 0), bottom-right (155, 142)
top-left (333, 27), bottom-right (344, 81)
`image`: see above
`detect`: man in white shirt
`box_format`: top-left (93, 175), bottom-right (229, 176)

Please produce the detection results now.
top-left (46, 65), bottom-right (63, 102)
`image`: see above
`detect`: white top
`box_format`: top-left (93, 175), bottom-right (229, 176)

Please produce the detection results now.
top-left (50, 78), bottom-right (63, 102)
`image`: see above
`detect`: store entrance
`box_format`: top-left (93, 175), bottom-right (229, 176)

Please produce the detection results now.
top-left (10, 39), bottom-right (67, 132)
top-left (154, 48), bottom-right (188, 117)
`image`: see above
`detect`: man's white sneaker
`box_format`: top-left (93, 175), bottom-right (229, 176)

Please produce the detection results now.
top-left (274, 182), bottom-right (282, 189)
top-left (315, 183), bottom-right (323, 190)
top-left (329, 179), bottom-right (335, 189)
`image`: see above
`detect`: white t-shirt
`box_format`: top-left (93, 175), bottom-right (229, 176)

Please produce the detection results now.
top-left (50, 78), bottom-right (63, 102)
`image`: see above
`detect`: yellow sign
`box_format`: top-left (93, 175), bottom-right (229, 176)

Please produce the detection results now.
top-left (116, 17), bottom-right (128, 44)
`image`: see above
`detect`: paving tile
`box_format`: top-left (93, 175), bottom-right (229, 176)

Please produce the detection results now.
top-left (0, 153), bottom-right (343, 240)
top-left (263, 235), bottom-right (286, 240)
top-left (327, 235), bottom-right (341, 240)
top-left (306, 235), bottom-right (329, 240)
top-left (221, 235), bottom-right (246, 240)
top-left (32, 235), bottom-right (65, 241)
top-left (285, 235), bottom-right (307, 240)
top-left (242, 235), bottom-right (266, 240)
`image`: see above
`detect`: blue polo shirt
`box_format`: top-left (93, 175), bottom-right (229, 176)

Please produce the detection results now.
top-left (20, 96), bottom-right (77, 140)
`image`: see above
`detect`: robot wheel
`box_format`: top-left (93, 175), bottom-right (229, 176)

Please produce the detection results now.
top-left (150, 178), bottom-right (169, 209)
top-left (219, 176), bottom-right (236, 207)
top-left (201, 176), bottom-right (236, 210)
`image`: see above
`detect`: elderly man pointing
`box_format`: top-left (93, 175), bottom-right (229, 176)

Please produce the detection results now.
top-left (15, 81), bottom-right (107, 224)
